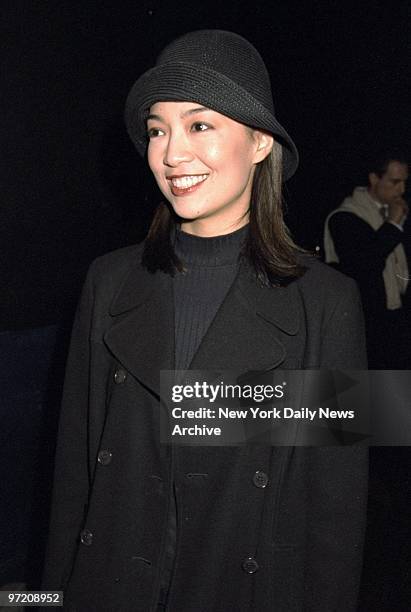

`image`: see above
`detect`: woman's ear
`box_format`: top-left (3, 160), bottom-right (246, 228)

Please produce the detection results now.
top-left (253, 131), bottom-right (274, 163)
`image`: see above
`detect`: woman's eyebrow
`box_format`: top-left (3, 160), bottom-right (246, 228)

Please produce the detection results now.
top-left (147, 106), bottom-right (211, 122)
top-left (181, 106), bottom-right (210, 118)
top-left (146, 113), bottom-right (162, 122)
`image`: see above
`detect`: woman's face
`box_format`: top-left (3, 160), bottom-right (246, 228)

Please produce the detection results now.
top-left (147, 101), bottom-right (273, 236)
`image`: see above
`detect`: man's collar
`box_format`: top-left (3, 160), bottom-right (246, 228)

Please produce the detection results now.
top-left (367, 189), bottom-right (386, 211)
top-left (367, 189), bottom-right (389, 220)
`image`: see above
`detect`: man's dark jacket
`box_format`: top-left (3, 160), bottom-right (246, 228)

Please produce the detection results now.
top-left (43, 244), bottom-right (368, 611)
top-left (328, 212), bottom-right (404, 322)
top-left (328, 212), bottom-right (406, 368)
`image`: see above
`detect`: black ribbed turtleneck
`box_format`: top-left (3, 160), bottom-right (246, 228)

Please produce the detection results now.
top-left (173, 224), bottom-right (248, 370)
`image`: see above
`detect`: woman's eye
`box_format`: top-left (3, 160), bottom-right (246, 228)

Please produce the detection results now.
top-left (147, 127), bottom-right (164, 139)
top-left (191, 122), bottom-right (210, 132)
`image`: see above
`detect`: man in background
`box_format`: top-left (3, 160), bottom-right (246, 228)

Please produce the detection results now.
top-left (325, 152), bottom-right (410, 609)
top-left (324, 151), bottom-right (409, 368)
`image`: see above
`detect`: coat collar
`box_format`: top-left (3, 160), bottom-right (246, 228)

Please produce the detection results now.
top-left (105, 262), bottom-right (175, 396)
top-left (104, 259), bottom-right (301, 396)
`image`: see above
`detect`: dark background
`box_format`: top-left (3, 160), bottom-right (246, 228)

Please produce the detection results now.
top-left (2, 0), bottom-right (410, 330)
top-left (0, 0), bottom-right (410, 599)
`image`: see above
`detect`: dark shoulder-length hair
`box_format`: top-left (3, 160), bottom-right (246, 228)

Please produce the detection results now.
top-left (142, 140), bottom-right (306, 285)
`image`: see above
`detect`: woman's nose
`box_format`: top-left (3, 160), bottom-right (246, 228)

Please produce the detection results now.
top-left (163, 131), bottom-right (193, 167)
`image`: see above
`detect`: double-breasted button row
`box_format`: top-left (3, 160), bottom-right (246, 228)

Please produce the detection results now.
top-left (242, 556), bottom-right (259, 574)
top-left (97, 449), bottom-right (113, 465)
top-left (80, 529), bottom-right (93, 546)
top-left (252, 470), bottom-right (269, 488)
top-left (114, 368), bottom-right (127, 384)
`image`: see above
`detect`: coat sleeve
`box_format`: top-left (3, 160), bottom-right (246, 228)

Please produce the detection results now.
top-left (42, 265), bottom-right (96, 590)
top-left (320, 274), bottom-right (367, 369)
top-left (304, 277), bottom-right (369, 611)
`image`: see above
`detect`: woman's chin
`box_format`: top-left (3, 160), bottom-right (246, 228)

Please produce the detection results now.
top-left (170, 202), bottom-right (205, 222)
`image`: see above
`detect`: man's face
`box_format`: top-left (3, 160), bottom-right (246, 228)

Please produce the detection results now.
top-left (369, 160), bottom-right (408, 206)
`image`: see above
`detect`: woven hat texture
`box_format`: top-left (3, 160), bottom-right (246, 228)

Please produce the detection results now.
top-left (125, 30), bottom-right (298, 180)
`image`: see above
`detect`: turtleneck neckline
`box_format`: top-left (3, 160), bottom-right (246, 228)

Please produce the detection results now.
top-left (174, 224), bottom-right (249, 267)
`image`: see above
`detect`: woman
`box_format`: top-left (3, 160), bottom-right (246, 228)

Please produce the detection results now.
top-left (43, 30), bottom-right (367, 611)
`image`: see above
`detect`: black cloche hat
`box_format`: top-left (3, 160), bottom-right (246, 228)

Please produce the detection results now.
top-left (125, 29), bottom-right (299, 180)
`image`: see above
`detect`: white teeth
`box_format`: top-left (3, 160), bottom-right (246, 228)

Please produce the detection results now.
top-left (171, 174), bottom-right (208, 189)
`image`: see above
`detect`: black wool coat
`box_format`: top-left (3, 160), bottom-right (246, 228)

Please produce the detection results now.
top-left (43, 244), bottom-right (368, 612)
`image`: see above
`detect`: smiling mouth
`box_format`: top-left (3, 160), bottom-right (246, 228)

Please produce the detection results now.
top-left (168, 174), bottom-right (208, 190)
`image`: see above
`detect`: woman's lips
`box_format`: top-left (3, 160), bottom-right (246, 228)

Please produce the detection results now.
top-left (167, 174), bottom-right (208, 196)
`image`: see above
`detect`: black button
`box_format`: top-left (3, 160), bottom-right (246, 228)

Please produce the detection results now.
top-left (252, 470), bottom-right (269, 489)
top-left (97, 449), bottom-right (113, 465)
top-left (80, 529), bottom-right (93, 546)
top-left (242, 557), bottom-right (259, 574)
top-left (114, 369), bottom-right (127, 384)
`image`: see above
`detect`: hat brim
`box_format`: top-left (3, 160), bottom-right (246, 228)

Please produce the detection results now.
top-left (125, 62), bottom-right (299, 181)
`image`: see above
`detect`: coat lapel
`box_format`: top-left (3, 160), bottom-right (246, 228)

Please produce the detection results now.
top-left (103, 258), bottom-right (301, 396)
top-left (190, 262), bottom-right (300, 373)
top-left (104, 262), bottom-right (175, 396)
